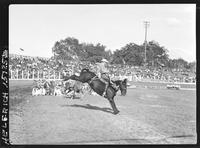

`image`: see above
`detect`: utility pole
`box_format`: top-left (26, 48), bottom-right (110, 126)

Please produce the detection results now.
top-left (144, 21), bottom-right (150, 64)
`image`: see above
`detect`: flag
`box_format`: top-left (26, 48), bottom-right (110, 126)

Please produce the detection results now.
top-left (20, 48), bottom-right (24, 51)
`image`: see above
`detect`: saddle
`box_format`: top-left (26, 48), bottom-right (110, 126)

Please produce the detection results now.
top-left (88, 74), bottom-right (109, 85)
top-left (89, 73), bottom-right (118, 97)
top-left (101, 73), bottom-right (118, 90)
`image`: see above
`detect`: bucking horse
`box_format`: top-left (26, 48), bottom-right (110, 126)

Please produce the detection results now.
top-left (63, 68), bottom-right (127, 114)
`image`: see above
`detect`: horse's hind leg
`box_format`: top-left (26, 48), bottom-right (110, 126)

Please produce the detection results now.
top-left (72, 90), bottom-right (75, 99)
top-left (108, 98), bottom-right (119, 115)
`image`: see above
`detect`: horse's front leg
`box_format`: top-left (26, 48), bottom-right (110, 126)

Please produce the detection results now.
top-left (108, 97), bottom-right (120, 115)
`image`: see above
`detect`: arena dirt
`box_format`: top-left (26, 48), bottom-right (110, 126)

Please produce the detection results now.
top-left (9, 90), bottom-right (196, 144)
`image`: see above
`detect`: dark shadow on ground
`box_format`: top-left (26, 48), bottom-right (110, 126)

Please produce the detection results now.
top-left (61, 104), bottom-right (114, 114)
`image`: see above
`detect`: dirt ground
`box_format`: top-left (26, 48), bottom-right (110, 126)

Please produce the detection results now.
top-left (9, 86), bottom-right (196, 145)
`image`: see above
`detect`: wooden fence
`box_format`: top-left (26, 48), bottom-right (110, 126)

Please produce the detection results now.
top-left (9, 70), bottom-right (196, 85)
top-left (9, 69), bottom-right (134, 81)
top-left (9, 70), bottom-right (63, 80)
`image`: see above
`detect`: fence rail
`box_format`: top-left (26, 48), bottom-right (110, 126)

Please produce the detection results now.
top-left (9, 70), bottom-right (135, 81)
top-left (9, 70), bottom-right (63, 80)
top-left (9, 70), bottom-right (196, 85)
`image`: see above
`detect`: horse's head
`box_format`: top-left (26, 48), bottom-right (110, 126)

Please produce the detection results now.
top-left (112, 78), bottom-right (127, 96)
top-left (79, 68), bottom-right (96, 83)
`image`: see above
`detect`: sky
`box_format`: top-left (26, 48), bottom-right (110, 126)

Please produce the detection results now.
top-left (9, 4), bottom-right (196, 62)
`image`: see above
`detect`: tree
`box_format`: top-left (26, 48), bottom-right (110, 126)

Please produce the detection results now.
top-left (144, 41), bottom-right (169, 67)
top-left (52, 37), bottom-right (110, 64)
top-left (167, 58), bottom-right (189, 70)
top-left (187, 61), bottom-right (196, 72)
top-left (52, 37), bottom-right (81, 62)
top-left (111, 49), bottom-right (124, 64)
top-left (51, 37), bottom-right (192, 71)
top-left (111, 43), bottom-right (144, 66)
top-left (80, 42), bottom-right (108, 63)
top-left (104, 49), bottom-right (112, 61)
top-left (176, 58), bottom-right (188, 69)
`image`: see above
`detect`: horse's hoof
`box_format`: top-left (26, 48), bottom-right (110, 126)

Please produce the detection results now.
top-left (113, 110), bottom-right (120, 115)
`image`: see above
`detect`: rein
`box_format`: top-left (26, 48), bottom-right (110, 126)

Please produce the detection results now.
top-left (88, 75), bottom-right (98, 84)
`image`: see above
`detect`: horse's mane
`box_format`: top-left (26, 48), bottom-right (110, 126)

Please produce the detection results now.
top-left (81, 68), bottom-right (90, 73)
top-left (81, 68), bottom-right (96, 75)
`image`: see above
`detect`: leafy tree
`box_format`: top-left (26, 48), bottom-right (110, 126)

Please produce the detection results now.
top-left (51, 37), bottom-right (192, 71)
top-left (187, 61), bottom-right (196, 72)
top-left (166, 58), bottom-right (189, 70)
top-left (80, 42), bottom-right (108, 63)
top-left (52, 37), bottom-right (80, 62)
top-left (176, 58), bottom-right (188, 69)
top-left (144, 41), bottom-right (169, 67)
top-left (112, 43), bottom-right (144, 66)
top-left (103, 49), bottom-right (112, 61)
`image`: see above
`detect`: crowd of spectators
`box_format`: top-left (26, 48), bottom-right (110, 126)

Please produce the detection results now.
top-left (9, 54), bottom-right (196, 83)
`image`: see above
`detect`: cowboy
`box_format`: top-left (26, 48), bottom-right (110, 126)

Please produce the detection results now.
top-left (96, 58), bottom-right (118, 96)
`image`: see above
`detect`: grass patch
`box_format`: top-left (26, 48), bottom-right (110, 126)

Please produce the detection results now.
top-left (9, 80), bottom-right (34, 110)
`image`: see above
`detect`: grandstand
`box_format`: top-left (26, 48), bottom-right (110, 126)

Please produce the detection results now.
top-left (9, 54), bottom-right (196, 84)
top-left (9, 53), bottom-right (50, 60)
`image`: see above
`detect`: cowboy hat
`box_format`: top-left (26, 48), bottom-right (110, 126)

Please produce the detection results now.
top-left (101, 58), bottom-right (108, 63)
